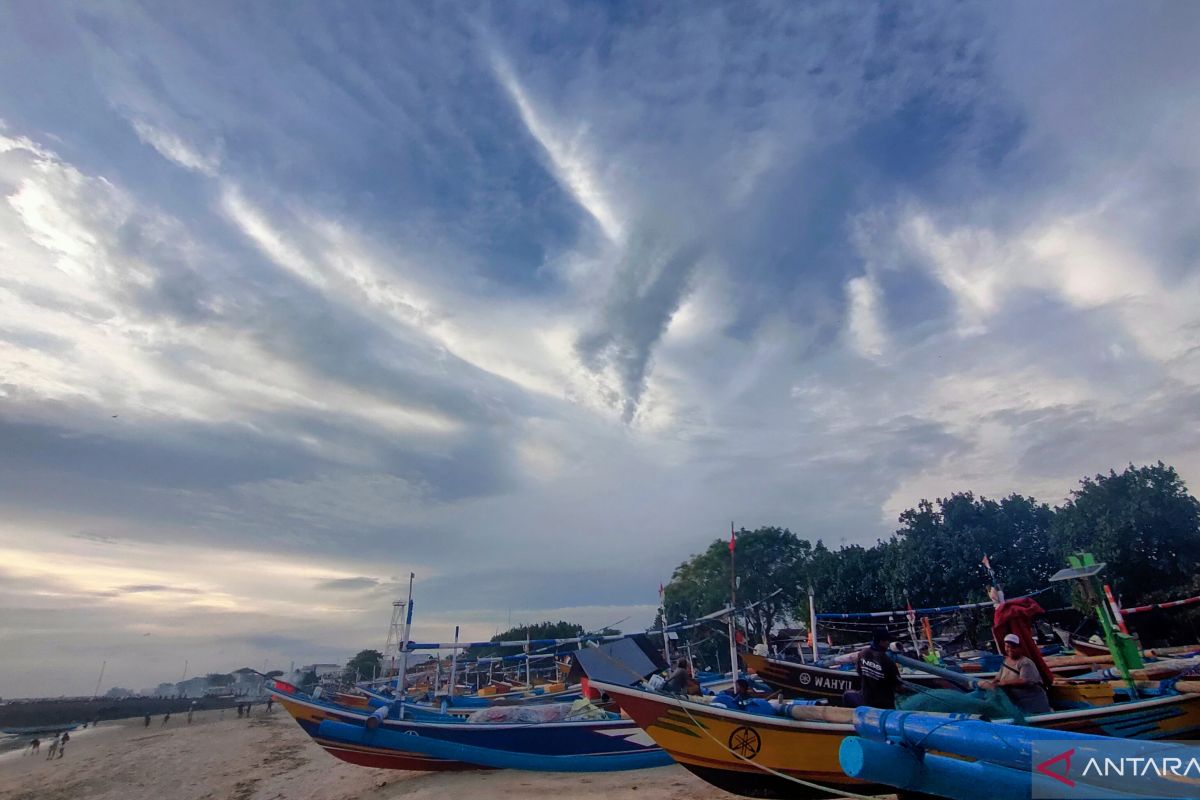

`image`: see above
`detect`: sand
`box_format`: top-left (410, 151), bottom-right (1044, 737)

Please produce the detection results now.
top-left (0, 708), bottom-right (716, 800)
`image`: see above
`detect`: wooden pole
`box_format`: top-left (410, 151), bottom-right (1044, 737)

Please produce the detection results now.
top-left (449, 626), bottom-right (459, 697)
top-left (729, 522), bottom-right (738, 682)
top-left (397, 573), bottom-right (415, 700)
top-left (809, 585), bottom-right (819, 663)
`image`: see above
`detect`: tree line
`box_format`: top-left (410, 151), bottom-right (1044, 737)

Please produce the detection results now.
top-left (662, 463), bottom-right (1200, 663)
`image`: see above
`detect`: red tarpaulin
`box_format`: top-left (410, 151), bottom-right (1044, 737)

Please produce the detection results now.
top-left (992, 596), bottom-right (1054, 687)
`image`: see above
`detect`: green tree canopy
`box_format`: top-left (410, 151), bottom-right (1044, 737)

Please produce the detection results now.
top-left (343, 649), bottom-right (384, 682)
top-left (663, 527), bottom-right (810, 660)
top-left (658, 463), bottom-right (1198, 646)
top-left (467, 621), bottom-right (617, 658)
top-left (1052, 463), bottom-right (1200, 602)
top-left (879, 492), bottom-right (1056, 608)
top-left (298, 670), bottom-right (318, 691)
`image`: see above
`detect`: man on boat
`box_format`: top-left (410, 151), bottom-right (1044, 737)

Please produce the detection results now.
top-left (662, 658), bottom-right (692, 694)
top-left (979, 633), bottom-right (1051, 713)
top-left (843, 628), bottom-right (900, 709)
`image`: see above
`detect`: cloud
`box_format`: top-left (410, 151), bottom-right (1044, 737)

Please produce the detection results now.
top-left (129, 118), bottom-right (220, 175)
top-left (2, 2), bottom-right (1200, 699)
top-left (315, 577), bottom-right (380, 592)
top-left (116, 584), bottom-right (203, 595)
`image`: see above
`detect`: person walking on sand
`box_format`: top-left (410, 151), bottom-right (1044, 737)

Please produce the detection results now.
top-left (144, 712), bottom-right (152, 727)
top-left (56, 731), bottom-right (69, 759)
top-left (27, 737), bottom-right (40, 756)
top-left (161, 711), bottom-right (171, 726)
top-left (266, 696), bottom-right (273, 713)
top-left (45, 734), bottom-right (59, 760)
top-left (187, 702), bottom-right (196, 724)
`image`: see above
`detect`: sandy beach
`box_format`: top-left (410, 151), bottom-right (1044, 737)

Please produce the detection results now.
top-left (0, 708), bottom-right (715, 800)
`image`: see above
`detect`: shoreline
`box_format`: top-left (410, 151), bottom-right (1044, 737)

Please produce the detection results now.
top-left (0, 707), bottom-right (713, 800)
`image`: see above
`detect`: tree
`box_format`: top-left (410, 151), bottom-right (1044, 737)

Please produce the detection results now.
top-left (1052, 463), bottom-right (1200, 603)
top-left (298, 670), bottom-right (318, 691)
top-left (343, 649), bottom-right (384, 683)
top-left (468, 621), bottom-right (616, 659)
top-left (879, 492), bottom-right (1055, 608)
top-left (806, 541), bottom-right (887, 617)
top-left (664, 527), bottom-right (810, 653)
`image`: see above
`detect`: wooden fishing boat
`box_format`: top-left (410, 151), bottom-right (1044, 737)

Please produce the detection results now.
top-left (590, 680), bottom-right (1200, 799)
top-left (269, 681), bottom-right (668, 772)
top-left (741, 652), bottom-right (1095, 702)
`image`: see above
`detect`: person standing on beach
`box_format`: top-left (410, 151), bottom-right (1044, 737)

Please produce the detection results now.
top-left (56, 731), bottom-right (69, 759)
top-left (161, 711), bottom-right (171, 726)
top-left (45, 734), bottom-right (59, 760)
top-left (266, 696), bottom-right (273, 713)
top-left (187, 702), bottom-right (195, 724)
top-left (27, 738), bottom-right (40, 755)
top-left (144, 713), bottom-right (152, 727)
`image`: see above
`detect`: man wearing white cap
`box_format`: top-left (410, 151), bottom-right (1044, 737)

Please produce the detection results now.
top-left (979, 633), bottom-right (1051, 713)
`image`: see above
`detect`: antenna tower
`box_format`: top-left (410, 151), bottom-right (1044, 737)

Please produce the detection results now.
top-left (383, 599), bottom-right (407, 677)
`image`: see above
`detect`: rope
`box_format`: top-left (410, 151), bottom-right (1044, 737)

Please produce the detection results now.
top-left (596, 648), bottom-right (881, 799)
top-left (667, 692), bottom-right (884, 800)
top-left (817, 586), bottom-right (1056, 620)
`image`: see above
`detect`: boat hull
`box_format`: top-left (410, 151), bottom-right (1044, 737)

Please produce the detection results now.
top-left (741, 652), bottom-right (1092, 701)
top-left (594, 682), bottom-right (882, 799)
top-left (272, 686), bottom-right (663, 772)
top-left (592, 680), bottom-right (1200, 799)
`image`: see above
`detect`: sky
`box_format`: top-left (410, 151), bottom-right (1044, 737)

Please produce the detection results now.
top-left (2, 2), bottom-right (1199, 698)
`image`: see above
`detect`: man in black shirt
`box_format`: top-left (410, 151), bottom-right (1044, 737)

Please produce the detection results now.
top-left (843, 628), bottom-right (900, 708)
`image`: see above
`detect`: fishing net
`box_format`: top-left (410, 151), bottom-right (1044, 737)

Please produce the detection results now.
top-left (466, 702), bottom-right (573, 724)
top-left (896, 688), bottom-right (1026, 723)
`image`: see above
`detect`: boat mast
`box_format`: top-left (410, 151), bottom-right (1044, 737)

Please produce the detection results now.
top-left (659, 583), bottom-right (671, 665)
top-left (809, 584), bottom-right (819, 663)
top-left (729, 522), bottom-right (738, 682)
top-left (92, 660), bottom-right (106, 699)
top-left (397, 573), bottom-right (414, 699)
top-left (449, 625), bottom-right (459, 697)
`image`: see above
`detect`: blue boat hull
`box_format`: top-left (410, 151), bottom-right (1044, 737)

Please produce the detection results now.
top-left (317, 720), bottom-right (673, 771)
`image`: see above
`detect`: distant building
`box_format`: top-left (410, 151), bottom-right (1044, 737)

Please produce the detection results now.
top-left (176, 677), bottom-right (209, 698)
top-left (154, 682), bottom-right (177, 696)
top-left (300, 663), bottom-right (342, 679)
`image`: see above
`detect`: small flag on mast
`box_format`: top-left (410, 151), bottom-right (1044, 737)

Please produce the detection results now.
top-left (729, 523), bottom-right (736, 554)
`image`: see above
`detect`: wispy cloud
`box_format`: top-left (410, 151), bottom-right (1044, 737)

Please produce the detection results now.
top-left (2, 2), bottom-right (1199, 697)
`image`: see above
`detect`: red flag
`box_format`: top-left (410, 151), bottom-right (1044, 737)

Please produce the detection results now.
top-left (658, 583), bottom-right (664, 597)
top-left (729, 524), bottom-right (736, 554)
top-left (981, 554), bottom-right (992, 571)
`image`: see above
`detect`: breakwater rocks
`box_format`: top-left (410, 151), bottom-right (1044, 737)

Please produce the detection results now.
top-left (0, 696), bottom-right (248, 729)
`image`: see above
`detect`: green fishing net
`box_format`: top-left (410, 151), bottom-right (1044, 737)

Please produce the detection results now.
top-left (896, 688), bottom-right (1026, 724)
